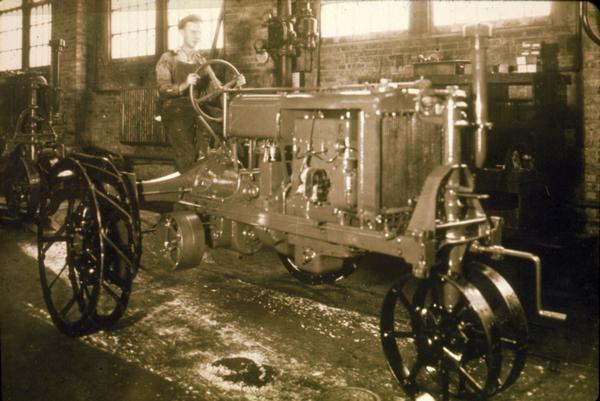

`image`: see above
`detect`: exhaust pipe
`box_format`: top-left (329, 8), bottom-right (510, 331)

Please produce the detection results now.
top-left (464, 24), bottom-right (492, 168)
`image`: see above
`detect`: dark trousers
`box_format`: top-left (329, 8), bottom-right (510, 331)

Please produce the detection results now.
top-left (162, 98), bottom-right (207, 173)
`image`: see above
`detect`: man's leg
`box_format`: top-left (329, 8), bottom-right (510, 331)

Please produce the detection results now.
top-left (163, 106), bottom-right (197, 173)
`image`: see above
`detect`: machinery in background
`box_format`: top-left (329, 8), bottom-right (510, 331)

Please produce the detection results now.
top-left (412, 43), bottom-right (578, 235)
top-left (255, 0), bottom-right (318, 87)
top-left (1, 39), bottom-right (66, 220)
top-left (34, 23), bottom-right (567, 401)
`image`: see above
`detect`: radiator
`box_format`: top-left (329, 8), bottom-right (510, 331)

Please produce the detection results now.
top-left (120, 87), bottom-right (166, 145)
top-left (380, 113), bottom-right (443, 209)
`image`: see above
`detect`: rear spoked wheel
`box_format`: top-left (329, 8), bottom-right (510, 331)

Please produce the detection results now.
top-left (380, 272), bottom-right (501, 401)
top-left (38, 158), bottom-right (102, 336)
top-left (75, 153), bottom-right (141, 328)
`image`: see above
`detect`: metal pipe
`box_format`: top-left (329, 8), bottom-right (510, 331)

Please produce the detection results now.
top-left (463, 24), bottom-right (491, 168)
top-left (470, 242), bottom-right (568, 321)
top-left (276, 0), bottom-right (293, 87)
top-left (443, 90), bottom-right (461, 167)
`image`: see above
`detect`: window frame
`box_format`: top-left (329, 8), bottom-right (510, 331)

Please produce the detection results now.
top-left (319, 0), bottom-right (558, 45)
top-left (105, 0), bottom-right (224, 63)
top-left (319, 0), bottom-right (412, 42)
top-left (0, 0), bottom-right (52, 72)
top-left (430, 1), bottom-right (555, 35)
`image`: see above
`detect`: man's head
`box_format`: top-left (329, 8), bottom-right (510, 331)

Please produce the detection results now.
top-left (178, 14), bottom-right (202, 49)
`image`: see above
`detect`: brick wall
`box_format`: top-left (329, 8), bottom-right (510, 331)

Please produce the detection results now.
top-left (50, 0), bottom-right (89, 144)
top-left (582, 4), bottom-right (600, 234)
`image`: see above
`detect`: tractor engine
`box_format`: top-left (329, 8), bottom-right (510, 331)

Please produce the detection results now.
top-left (140, 82), bottom-right (450, 280)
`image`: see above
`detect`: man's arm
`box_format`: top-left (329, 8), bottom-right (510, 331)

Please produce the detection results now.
top-left (156, 52), bottom-right (187, 97)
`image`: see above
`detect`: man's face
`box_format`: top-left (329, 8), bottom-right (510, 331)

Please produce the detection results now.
top-left (181, 21), bottom-right (201, 48)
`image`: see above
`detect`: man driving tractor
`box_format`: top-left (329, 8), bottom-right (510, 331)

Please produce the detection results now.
top-left (156, 14), bottom-right (244, 173)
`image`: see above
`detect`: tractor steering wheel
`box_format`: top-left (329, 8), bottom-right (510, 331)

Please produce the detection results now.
top-left (189, 59), bottom-right (245, 123)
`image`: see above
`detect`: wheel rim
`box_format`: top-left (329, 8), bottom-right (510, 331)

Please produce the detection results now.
top-left (38, 158), bottom-right (102, 336)
top-left (380, 272), bottom-right (502, 401)
top-left (189, 59), bottom-right (243, 122)
top-left (465, 261), bottom-right (528, 393)
top-left (157, 211), bottom-right (205, 270)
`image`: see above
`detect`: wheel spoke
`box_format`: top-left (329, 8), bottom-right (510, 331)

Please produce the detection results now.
top-left (59, 285), bottom-right (84, 317)
top-left (101, 231), bottom-right (133, 269)
top-left (407, 357), bottom-right (424, 382)
top-left (393, 330), bottom-right (415, 339)
top-left (222, 76), bottom-right (239, 89)
top-left (457, 364), bottom-right (484, 393)
top-left (440, 360), bottom-right (450, 401)
top-left (395, 289), bottom-right (412, 311)
top-left (195, 91), bottom-right (220, 104)
top-left (101, 282), bottom-right (125, 309)
top-left (93, 188), bottom-right (132, 223)
top-left (48, 262), bottom-right (68, 290)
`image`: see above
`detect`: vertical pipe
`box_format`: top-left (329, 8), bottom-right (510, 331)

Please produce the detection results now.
top-left (463, 24), bottom-right (491, 168)
top-left (276, 0), bottom-right (293, 87)
top-left (443, 93), bottom-right (461, 167)
top-left (48, 39), bottom-right (65, 123)
top-left (443, 88), bottom-right (466, 307)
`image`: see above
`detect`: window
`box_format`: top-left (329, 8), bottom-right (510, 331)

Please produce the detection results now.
top-left (0, 0), bottom-right (23, 71)
top-left (167, 0), bottom-right (223, 51)
top-left (0, 0), bottom-right (52, 71)
top-left (110, 0), bottom-right (156, 59)
top-left (321, 0), bottom-right (410, 38)
top-left (29, 2), bottom-right (51, 67)
top-left (432, 1), bottom-right (552, 27)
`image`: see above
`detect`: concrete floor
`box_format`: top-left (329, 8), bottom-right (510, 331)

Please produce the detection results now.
top-left (1, 208), bottom-right (598, 401)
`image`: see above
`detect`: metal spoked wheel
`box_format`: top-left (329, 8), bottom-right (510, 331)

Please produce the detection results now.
top-left (465, 261), bottom-right (528, 393)
top-left (76, 153), bottom-right (141, 328)
top-left (277, 251), bottom-right (359, 285)
top-left (38, 158), bottom-right (102, 336)
top-left (380, 272), bottom-right (501, 401)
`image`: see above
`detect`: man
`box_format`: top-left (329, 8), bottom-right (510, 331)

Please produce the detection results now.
top-left (155, 14), bottom-right (221, 173)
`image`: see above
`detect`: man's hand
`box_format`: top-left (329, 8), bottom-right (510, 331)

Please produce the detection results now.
top-left (236, 73), bottom-right (246, 87)
top-left (180, 73), bottom-right (200, 94)
top-left (186, 73), bottom-right (200, 87)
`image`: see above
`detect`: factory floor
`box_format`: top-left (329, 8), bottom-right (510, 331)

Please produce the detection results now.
top-left (1, 205), bottom-right (598, 401)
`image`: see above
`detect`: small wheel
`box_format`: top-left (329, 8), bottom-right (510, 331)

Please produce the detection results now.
top-left (75, 153), bottom-right (141, 328)
top-left (277, 250), bottom-right (358, 285)
top-left (380, 272), bottom-right (501, 401)
top-left (157, 211), bottom-right (206, 270)
top-left (5, 146), bottom-right (39, 220)
top-left (38, 158), bottom-right (102, 336)
top-left (465, 261), bottom-right (528, 393)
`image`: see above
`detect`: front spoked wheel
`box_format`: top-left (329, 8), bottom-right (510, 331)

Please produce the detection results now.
top-left (380, 272), bottom-right (502, 401)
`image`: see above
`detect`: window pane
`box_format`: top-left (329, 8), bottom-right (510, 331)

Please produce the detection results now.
top-left (29, 3), bottom-right (51, 67)
top-left (433, 1), bottom-right (551, 26)
top-left (0, 7), bottom-right (22, 71)
top-left (110, 0), bottom-right (156, 59)
top-left (0, 0), bottom-right (21, 12)
top-left (167, 0), bottom-right (223, 50)
top-left (321, 0), bottom-right (409, 38)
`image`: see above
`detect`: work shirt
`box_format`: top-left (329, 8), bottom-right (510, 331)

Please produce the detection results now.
top-left (155, 46), bottom-right (210, 99)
